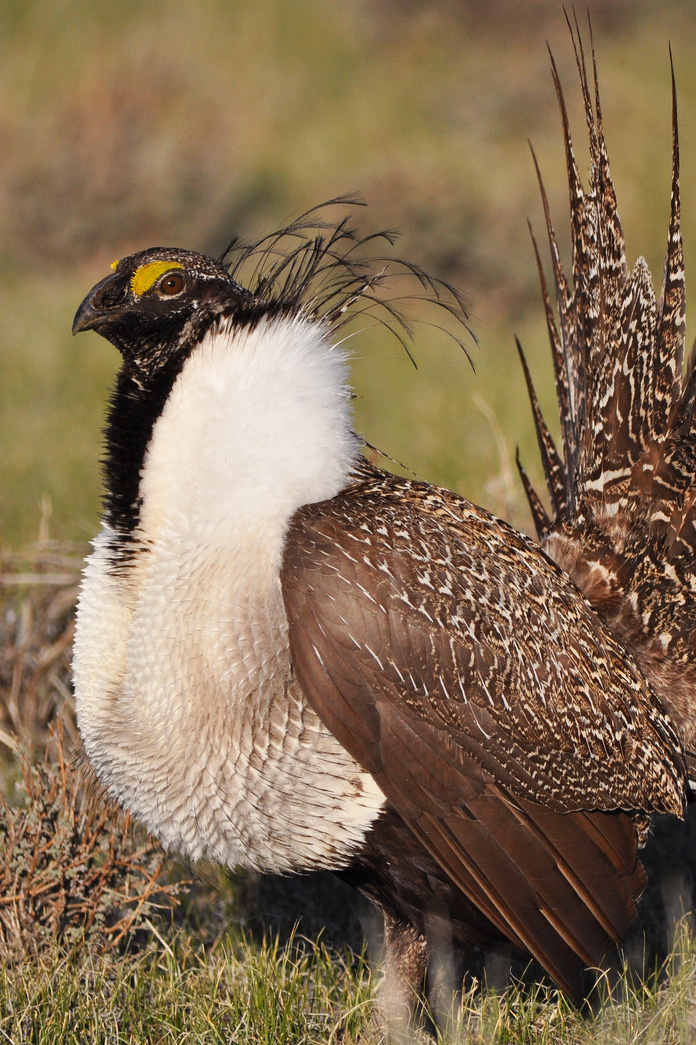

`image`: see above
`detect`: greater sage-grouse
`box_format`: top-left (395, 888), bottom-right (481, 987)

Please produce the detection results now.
top-left (72, 99), bottom-right (686, 1016)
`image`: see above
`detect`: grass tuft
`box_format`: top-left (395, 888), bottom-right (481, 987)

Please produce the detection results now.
top-left (0, 726), bottom-right (182, 964)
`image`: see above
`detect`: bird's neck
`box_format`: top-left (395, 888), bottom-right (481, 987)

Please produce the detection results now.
top-left (105, 312), bottom-right (360, 554)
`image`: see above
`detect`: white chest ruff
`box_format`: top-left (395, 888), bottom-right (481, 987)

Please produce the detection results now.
top-left (72, 315), bottom-right (385, 874)
top-left (74, 530), bottom-right (384, 873)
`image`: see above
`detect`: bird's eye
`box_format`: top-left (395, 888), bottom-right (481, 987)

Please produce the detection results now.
top-left (158, 272), bottom-right (184, 296)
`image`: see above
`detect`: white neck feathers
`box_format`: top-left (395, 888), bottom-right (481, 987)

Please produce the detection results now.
top-left (138, 313), bottom-right (359, 542)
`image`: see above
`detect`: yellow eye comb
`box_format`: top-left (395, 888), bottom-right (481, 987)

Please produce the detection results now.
top-left (130, 261), bottom-right (184, 297)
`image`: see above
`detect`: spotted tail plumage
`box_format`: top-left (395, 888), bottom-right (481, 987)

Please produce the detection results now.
top-left (518, 24), bottom-right (696, 772)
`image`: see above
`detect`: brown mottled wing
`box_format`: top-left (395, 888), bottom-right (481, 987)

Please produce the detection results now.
top-left (281, 472), bottom-right (685, 996)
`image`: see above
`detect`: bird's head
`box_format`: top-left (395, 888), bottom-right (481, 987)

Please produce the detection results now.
top-left (72, 247), bottom-right (249, 377)
top-left (73, 203), bottom-right (474, 384)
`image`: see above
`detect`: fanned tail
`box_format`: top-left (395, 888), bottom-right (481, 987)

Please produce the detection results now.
top-left (518, 18), bottom-right (696, 763)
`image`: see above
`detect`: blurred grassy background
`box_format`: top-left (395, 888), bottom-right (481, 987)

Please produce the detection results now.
top-left (2, 0), bottom-right (696, 547)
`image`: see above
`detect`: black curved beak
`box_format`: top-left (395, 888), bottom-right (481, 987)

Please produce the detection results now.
top-left (72, 271), bottom-right (127, 335)
top-left (72, 295), bottom-right (104, 335)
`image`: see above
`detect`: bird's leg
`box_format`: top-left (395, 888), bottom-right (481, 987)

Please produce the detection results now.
top-left (380, 914), bottom-right (428, 1042)
top-left (424, 907), bottom-right (458, 1034)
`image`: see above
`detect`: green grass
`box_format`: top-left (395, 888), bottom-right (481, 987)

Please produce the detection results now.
top-left (3, 927), bottom-right (696, 1043)
top-left (0, 930), bottom-right (373, 1044)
